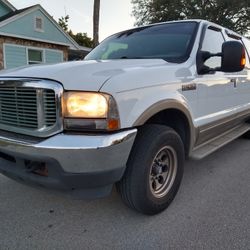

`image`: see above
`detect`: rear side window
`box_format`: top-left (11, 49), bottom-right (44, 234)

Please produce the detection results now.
top-left (201, 28), bottom-right (225, 68)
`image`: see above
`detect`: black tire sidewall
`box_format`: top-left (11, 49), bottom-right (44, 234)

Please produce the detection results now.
top-left (127, 125), bottom-right (185, 214)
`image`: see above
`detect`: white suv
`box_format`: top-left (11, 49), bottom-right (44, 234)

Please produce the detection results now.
top-left (0, 20), bottom-right (249, 215)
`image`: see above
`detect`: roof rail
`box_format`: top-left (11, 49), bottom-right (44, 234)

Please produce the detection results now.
top-left (225, 30), bottom-right (242, 40)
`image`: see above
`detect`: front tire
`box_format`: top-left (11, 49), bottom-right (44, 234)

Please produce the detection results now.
top-left (117, 124), bottom-right (185, 215)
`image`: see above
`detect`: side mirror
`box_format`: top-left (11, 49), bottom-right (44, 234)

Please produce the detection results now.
top-left (221, 41), bottom-right (246, 72)
top-left (197, 41), bottom-right (246, 74)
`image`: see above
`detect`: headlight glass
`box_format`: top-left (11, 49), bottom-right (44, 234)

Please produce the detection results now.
top-left (63, 92), bottom-right (120, 131)
top-left (64, 92), bottom-right (108, 118)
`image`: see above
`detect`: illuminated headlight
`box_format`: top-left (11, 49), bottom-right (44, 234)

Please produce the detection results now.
top-left (63, 92), bottom-right (120, 131)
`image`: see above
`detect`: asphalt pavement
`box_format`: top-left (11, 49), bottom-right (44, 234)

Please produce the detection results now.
top-left (0, 138), bottom-right (250, 250)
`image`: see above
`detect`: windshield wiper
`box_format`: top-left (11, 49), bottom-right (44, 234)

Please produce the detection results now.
top-left (118, 56), bottom-right (154, 59)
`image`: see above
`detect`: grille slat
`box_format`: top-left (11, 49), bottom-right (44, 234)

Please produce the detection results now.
top-left (43, 89), bottom-right (57, 127)
top-left (0, 86), bottom-right (57, 131)
top-left (0, 121), bottom-right (37, 128)
top-left (0, 106), bottom-right (37, 112)
top-left (1, 113), bottom-right (39, 122)
top-left (1, 103), bottom-right (37, 108)
top-left (0, 97), bottom-right (38, 101)
top-left (0, 116), bottom-right (38, 124)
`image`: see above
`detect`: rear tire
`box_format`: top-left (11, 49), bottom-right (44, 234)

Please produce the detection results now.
top-left (117, 124), bottom-right (185, 215)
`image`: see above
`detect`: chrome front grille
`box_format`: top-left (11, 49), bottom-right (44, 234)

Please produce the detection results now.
top-left (0, 87), bottom-right (38, 129)
top-left (0, 79), bottom-right (63, 137)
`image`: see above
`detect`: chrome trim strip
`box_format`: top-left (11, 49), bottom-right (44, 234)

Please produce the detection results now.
top-left (0, 78), bottom-right (64, 137)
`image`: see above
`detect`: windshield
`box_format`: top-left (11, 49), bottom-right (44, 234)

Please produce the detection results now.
top-left (85, 22), bottom-right (198, 63)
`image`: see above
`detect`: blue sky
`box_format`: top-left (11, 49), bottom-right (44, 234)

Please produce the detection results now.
top-left (10, 0), bottom-right (135, 42)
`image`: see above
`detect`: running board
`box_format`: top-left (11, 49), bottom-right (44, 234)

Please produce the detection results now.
top-left (190, 123), bottom-right (250, 160)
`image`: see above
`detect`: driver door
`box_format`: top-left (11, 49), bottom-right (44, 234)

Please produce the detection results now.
top-left (194, 26), bottom-right (238, 144)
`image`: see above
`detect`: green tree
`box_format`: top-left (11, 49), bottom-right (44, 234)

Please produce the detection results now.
top-left (58, 16), bottom-right (94, 48)
top-left (58, 15), bottom-right (69, 32)
top-left (131, 0), bottom-right (250, 34)
top-left (69, 30), bottom-right (94, 48)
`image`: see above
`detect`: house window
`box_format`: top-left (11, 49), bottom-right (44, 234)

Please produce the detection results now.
top-left (28, 49), bottom-right (43, 64)
top-left (35, 17), bottom-right (43, 31)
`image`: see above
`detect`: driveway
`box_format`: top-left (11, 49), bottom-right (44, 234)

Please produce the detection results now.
top-left (0, 138), bottom-right (250, 250)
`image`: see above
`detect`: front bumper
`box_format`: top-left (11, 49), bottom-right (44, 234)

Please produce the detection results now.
top-left (0, 129), bottom-right (137, 198)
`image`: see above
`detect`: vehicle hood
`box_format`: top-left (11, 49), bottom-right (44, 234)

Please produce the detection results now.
top-left (0, 59), bottom-right (167, 91)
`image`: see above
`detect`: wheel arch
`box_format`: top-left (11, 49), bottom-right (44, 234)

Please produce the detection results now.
top-left (133, 100), bottom-right (196, 156)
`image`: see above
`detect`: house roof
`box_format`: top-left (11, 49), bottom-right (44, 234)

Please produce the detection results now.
top-left (78, 45), bottom-right (92, 52)
top-left (0, 5), bottom-right (33, 23)
top-left (0, 2), bottom-right (86, 50)
top-left (1, 0), bottom-right (16, 11)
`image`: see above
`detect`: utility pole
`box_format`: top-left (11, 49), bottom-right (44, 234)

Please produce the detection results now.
top-left (93, 0), bottom-right (100, 47)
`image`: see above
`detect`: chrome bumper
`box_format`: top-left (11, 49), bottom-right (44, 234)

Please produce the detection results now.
top-left (0, 129), bottom-right (137, 173)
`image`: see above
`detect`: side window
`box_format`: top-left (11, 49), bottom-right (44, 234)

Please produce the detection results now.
top-left (201, 28), bottom-right (225, 68)
top-left (242, 38), bottom-right (250, 68)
